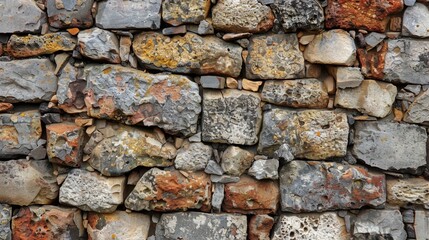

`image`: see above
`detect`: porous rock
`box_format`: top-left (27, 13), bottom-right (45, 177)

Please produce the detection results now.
top-left (353, 209), bottom-right (406, 240)
top-left (174, 142), bottom-right (212, 171)
top-left (221, 146), bottom-right (254, 176)
top-left (46, 0), bottom-right (94, 29)
top-left (0, 0), bottom-right (46, 33)
top-left (0, 204), bottom-right (11, 240)
top-left (162, 0), bottom-right (211, 26)
top-left (78, 27), bottom-right (120, 63)
top-left (271, 0), bottom-right (324, 31)
top-left (387, 178), bottom-right (429, 208)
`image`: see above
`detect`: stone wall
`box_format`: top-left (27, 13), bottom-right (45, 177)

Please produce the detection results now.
top-left (0, 0), bottom-right (429, 239)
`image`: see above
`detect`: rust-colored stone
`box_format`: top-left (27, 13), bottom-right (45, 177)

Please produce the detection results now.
top-left (249, 215), bottom-right (275, 240)
top-left (0, 102), bottom-right (13, 113)
top-left (67, 28), bottom-right (80, 36)
top-left (389, 16), bottom-right (402, 31)
top-left (357, 41), bottom-right (388, 80)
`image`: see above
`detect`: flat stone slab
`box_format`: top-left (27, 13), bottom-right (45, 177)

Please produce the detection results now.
top-left (0, 0), bottom-right (46, 33)
top-left (353, 209), bottom-right (406, 240)
top-left (46, 0), bottom-right (94, 29)
top-left (0, 204), bottom-right (11, 240)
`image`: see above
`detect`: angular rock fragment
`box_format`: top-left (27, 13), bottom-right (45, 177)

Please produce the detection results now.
top-left (353, 210), bottom-right (406, 240)
top-left (0, 204), bottom-right (11, 240)
top-left (221, 146), bottom-right (254, 176)
top-left (202, 89), bottom-right (262, 145)
top-left (0, 103), bottom-right (12, 113)
top-left (353, 122), bottom-right (427, 173)
top-left (156, 212), bottom-right (247, 240)
top-left (335, 80), bottom-right (397, 118)
top-left (279, 161), bottom-right (386, 212)
top-left (0, 159), bottom-right (58, 206)
top-left (87, 211), bottom-right (150, 240)
top-left (174, 142), bottom-right (212, 171)
top-left (199, 75), bottom-right (226, 89)
top-left (258, 108), bottom-right (349, 160)
top-left (96, 0), bottom-right (162, 29)
top-left (248, 215), bottom-right (274, 240)
top-left (261, 79), bottom-right (329, 108)
top-left (84, 64), bottom-right (201, 136)
top-left (246, 34), bottom-right (304, 79)
top-left (211, 183), bottom-right (224, 212)
top-left (212, 0), bottom-right (274, 33)
top-left (60, 169), bottom-right (126, 213)
top-left (133, 32), bottom-right (242, 77)
top-left (125, 168), bottom-right (211, 212)
top-left (0, 0), bottom-right (46, 33)
top-left (205, 160), bottom-right (224, 175)
top-left (46, 0), bottom-right (94, 29)
top-left (402, 3), bottom-right (429, 38)
top-left (57, 62), bottom-right (87, 113)
top-left (6, 33), bottom-right (76, 58)
top-left (78, 28), bottom-right (120, 63)
top-left (358, 42), bottom-right (388, 80)
top-left (211, 174), bottom-right (240, 183)
top-left (271, 0), bottom-right (324, 31)
top-left (162, 0), bottom-right (211, 26)
top-left (329, 67), bottom-right (363, 89)
top-left (404, 88), bottom-right (429, 124)
top-left (248, 159), bottom-right (279, 180)
top-left (0, 59), bottom-right (57, 103)
top-left (387, 178), bottom-right (429, 208)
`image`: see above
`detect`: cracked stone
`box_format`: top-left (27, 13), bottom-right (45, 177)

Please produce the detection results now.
top-left (46, 0), bottom-right (94, 29)
top-left (57, 62), bottom-right (87, 114)
top-left (0, 0), bottom-right (46, 33)
top-left (78, 28), bottom-right (120, 63)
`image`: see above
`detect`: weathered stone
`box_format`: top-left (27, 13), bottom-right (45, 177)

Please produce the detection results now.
top-left (221, 146), bottom-right (254, 176)
top-left (162, 25), bottom-right (187, 35)
top-left (404, 88), bottom-right (429, 124)
top-left (125, 168), bottom-right (211, 212)
top-left (329, 67), bottom-right (364, 89)
top-left (261, 79), bottom-right (329, 108)
top-left (0, 204), bottom-right (11, 240)
top-left (202, 89), bottom-right (262, 145)
top-left (96, 0), bottom-right (162, 29)
top-left (353, 122), bottom-right (427, 173)
top-left (353, 210), bottom-right (406, 240)
top-left (248, 215), bottom-right (274, 240)
top-left (258, 108), bottom-right (349, 160)
top-left (205, 160), bottom-right (224, 175)
top-left (365, 32), bottom-right (386, 50)
top-left (325, 0), bottom-right (404, 32)
top-left (0, 110), bottom-right (42, 158)
top-left (175, 142), bottom-right (212, 171)
top-left (133, 32), bottom-right (242, 77)
top-left (0, 0), bottom-right (46, 33)
top-left (304, 29), bottom-right (356, 66)
top-left (78, 28), bottom-right (120, 63)
top-left (403, 3), bottom-right (429, 38)
top-left (358, 41), bottom-right (388, 80)
top-left (59, 169), bottom-right (126, 213)
top-left (57, 62), bottom-right (87, 113)
top-left (272, 213), bottom-right (349, 240)
top-left (46, 0), bottom-right (94, 29)
top-left (280, 161), bottom-right (386, 212)
top-left (119, 36), bottom-right (131, 62)
top-left (212, 0), bottom-right (274, 33)
top-left (242, 79), bottom-right (263, 92)
top-left (199, 76), bottom-right (226, 89)
top-left (0, 59), bottom-right (57, 103)
top-left (6, 33), bottom-right (76, 58)
top-left (0, 103), bottom-right (12, 113)
top-left (335, 80), bottom-right (397, 118)
top-left (211, 183), bottom-right (224, 212)
top-left (223, 33), bottom-right (252, 41)
top-left (245, 34), bottom-right (305, 79)
top-left (210, 174), bottom-right (240, 183)
top-left (271, 0), bottom-right (324, 31)
top-left (162, 0), bottom-right (210, 26)
top-left (223, 175), bottom-right (279, 214)
top-left (87, 211), bottom-right (150, 240)
top-left (155, 212), bottom-right (247, 240)
top-left (414, 210), bottom-right (429, 240)
top-left (387, 178), bottom-right (429, 208)
top-left (46, 122), bottom-right (84, 167)
top-left (84, 64), bottom-right (201, 136)
top-left (0, 159), bottom-right (58, 205)
top-left (248, 159), bottom-right (279, 180)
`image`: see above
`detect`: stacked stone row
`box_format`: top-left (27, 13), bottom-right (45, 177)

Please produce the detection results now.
top-left (1, 0), bottom-right (429, 239)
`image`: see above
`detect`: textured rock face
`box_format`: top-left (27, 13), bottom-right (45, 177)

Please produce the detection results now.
top-left (330, 67), bottom-right (364, 89)
top-left (279, 161), bottom-right (386, 212)
top-left (0, 59), bottom-right (57, 103)
top-left (78, 28), bottom-right (120, 63)
top-left (335, 80), bottom-right (397, 118)
top-left (387, 178), bottom-right (429, 208)
top-left (0, 159), bottom-right (58, 206)
top-left (353, 210), bottom-right (406, 240)
top-left (415, 210), bottom-right (429, 239)
top-left (59, 169), bottom-right (126, 213)
top-left (0, 0), bottom-right (46, 33)
top-left (125, 168), bottom-right (211, 212)
top-left (212, 0), bottom-right (274, 33)
top-left (155, 212), bottom-right (247, 240)
top-left (57, 62), bottom-right (87, 113)
top-left (258, 108), bottom-right (349, 160)
top-left (0, 204), bottom-right (11, 240)
top-left (304, 29), bottom-right (356, 66)
top-left (87, 211), bottom-right (150, 240)
top-left (261, 79), bottom-right (329, 108)
top-left (202, 89), bottom-right (262, 145)
top-left (0, 111), bottom-right (42, 158)
top-left (46, 0), bottom-right (94, 29)
top-left (245, 34), bottom-right (304, 79)
top-left (221, 146), bottom-right (254, 176)
top-left (248, 215), bottom-right (274, 240)
top-left (325, 0), bottom-right (404, 32)
top-left (404, 88), bottom-right (429, 124)
top-left (358, 42), bottom-right (388, 80)
top-left (12, 206), bottom-right (83, 240)
top-left (223, 175), bottom-right (279, 214)
top-left (96, 0), bottom-right (162, 29)
top-left (84, 64), bottom-right (201, 136)
top-left (248, 159), bottom-right (279, 180)
top-left (174, 142), bottom-right (212, 171)
top-left (162, 0), bottom-right (210, 26)
top-left (353, 122), bottom-right (427, 173)
top-left (272, 213), bottom-right (349, 240)
top-left (402, 3), bottom-right (429, 38)
top-left (133, 32), bottom-right (242, 77)
top-left (271, 0), bottom-right (324, 31)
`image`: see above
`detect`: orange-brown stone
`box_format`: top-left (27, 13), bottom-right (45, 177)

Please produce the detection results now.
top-left (357, 41), bottom-right (388, 80)
top-left (0, 102), bottom-right (12, 113)
top-left (249, 215), bottom-right (275, 240)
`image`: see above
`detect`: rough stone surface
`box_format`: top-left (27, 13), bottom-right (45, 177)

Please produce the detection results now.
top-left (84, 64), bottom-right (201, 136)
top-left (174, 142), bottom-right (212, 171)
top-left (221, 146), bottom-right (254, 176)
top-left (202, 89), bottom-right (261, 145)
top-left (87, 211), bottom-right (150, 240)
top-left (162, 0), bottom-right (210, 26)
top-left (353, 210), bottom-right (406, 240)
top-left (96, 0), bottom-right (162, 29)
top-left (0, 59), bottom-right (57, 103)
top-left (387, 178), bottom-right (429, 208)
top-left (402, 3), bottom-right (429, 38)
top-left (330, 67), bottom-right (364, 89)
top-left (335, 80), bottom-right (397, 118)
top-left (325, 0), bottom-right (404, 32)
top-left (261, 79), bottom-right (329, 108)
top-left (0, 204), bottom-right (11, 240)
top-left (78, 28), bottom-right (120, 63)
top-left (0, 0), bottom-right (46, 33)
top-left (353, 122), bottom-right (427, 173)
top-left (46, 0), bottom-right (94, 29)
top-left (245, 34), bottom-right (305, 79)
top-left (404, 88), bottom-right (429, 124)
top-left (125, 168), bottom-right (211, 212)
top-left (358, 42), bottom-right (388, 80)
top-left (211, 174), bottom-right (240, 183)
top-left (205, 160), bottom-right (224, 175)
top-left (258, 108), bottom-right (349, 160)
top-left (248, 215), bottom-right (274, 240)
top-left (272, 213), bottom-right (349, 240)
top-left (57, 62), bottom-right (87, 113)
top-left (248, 159), bottom-right (279, 180)
top-left (59, 169), bottom-right (126, 213)
top-left (212, 0), bottom-right (274, 33)
top-left (271, 0), bottom-right (324, 31)
top-left (414, 210), bottom-right (429, 240)
top-left (279, 161), bottom-right (386, 212)
top-left (211, 183), bottom-right (224, 212)
top-left (133, 32), bottom-right (242, 77)
top-left (304, 29), bottom-right (356, 66)
top-left (0, 159), bottom-right (58, 206)
top-left (155, 212), bottom-right (247, 240)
